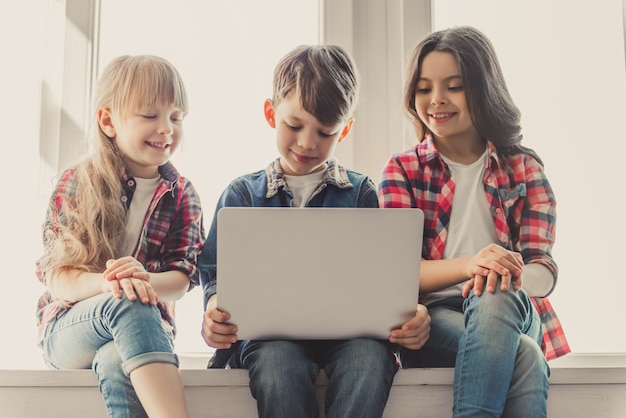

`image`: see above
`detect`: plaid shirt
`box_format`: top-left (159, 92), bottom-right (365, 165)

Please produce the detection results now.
top-left (36, 161), bottom-right (204, 335)
top-left (378, 137), bottom-right (570, 360)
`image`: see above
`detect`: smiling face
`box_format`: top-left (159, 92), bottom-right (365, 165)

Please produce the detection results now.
top-left (98, 103), bottom-right (184, 178)
top-left (265, 93), bottom-right (353, 176)
top-left (414, 51), bottom-right (480, 148)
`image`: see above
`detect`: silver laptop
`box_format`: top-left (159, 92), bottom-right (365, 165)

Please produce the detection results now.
top-left (216, 207), bottom-right (424, 340)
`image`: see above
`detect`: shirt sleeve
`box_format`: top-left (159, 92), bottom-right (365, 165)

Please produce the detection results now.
top-left (357, 176), bottom-right (380, 208)
top-left (159, 178), bottom-right (205, 289)
top-left (378, 153), bottom-right (417, 208)
top-left (517, 156), bottom-right (558, 278)
top-left (35, 169), bottom-right (76, 285)
top-left (198, 179), bottom-right (252, 308)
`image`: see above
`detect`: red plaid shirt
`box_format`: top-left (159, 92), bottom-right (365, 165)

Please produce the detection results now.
top-left (36, 161), bottom-right (204, 336)
top-left (378, 137), bottom-right (570, 360)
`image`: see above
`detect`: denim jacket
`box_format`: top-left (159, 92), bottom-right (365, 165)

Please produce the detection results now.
top-left (198, 157), bottom-right (378, 367)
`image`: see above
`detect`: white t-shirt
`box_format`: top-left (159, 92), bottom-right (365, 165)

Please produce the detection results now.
top-left (284, 171), bottom-right (325, 207)
top-left (421, 150), bottom-right (498, 305)
top-left (121, 176), bottom-right (160, 256)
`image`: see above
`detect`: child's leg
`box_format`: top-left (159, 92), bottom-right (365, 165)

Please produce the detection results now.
top-left (94, 340), bottom-right (189, 418)
top-left (454, 287), bottom-right (548, 418)
top-left (93, 341), bottom-right (147, 418)
top-left (239, 340), bottom-right (318, 418)
top-left (321, 338), bottom-right (398, 418)
top-left (41, 293), bottom-right (187, 417)
top-left (130, 362), bottom-right (188, 418)
top-left (502, 312), bottom-right (549, 418)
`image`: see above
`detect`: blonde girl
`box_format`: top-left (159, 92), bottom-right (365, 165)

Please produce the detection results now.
top-left (36, 55), bottom-right (204, 418)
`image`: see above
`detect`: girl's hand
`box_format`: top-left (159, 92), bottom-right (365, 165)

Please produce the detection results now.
top-left (104, 256), bottom-right (151, 282)
top-left (103, 276), bottom-right (159, 305)
top-left (462, 245), bottom-right (524, 297)
top-left (102, 257), bottom-right (158, 305)
top-left (202, 297), bottom-right (238, 349)
top-left (389, 304), bottom-right (431, 350)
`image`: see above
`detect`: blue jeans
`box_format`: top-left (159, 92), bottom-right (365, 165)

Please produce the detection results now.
top-left (231, 338), bottom-right (398, 418)
top-left (399, 290), bottom-right (549, 418)
top-left (39, 293), bottom-right (179, 418)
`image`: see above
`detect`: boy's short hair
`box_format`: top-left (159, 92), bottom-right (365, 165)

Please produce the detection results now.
top-left (272, 45), bottom-right (359, 127)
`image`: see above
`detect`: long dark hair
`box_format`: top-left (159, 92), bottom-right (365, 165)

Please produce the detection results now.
top-left (403, 26), bottom-right (542, 164)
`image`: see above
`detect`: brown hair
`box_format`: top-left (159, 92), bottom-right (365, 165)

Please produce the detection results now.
top-left (272, 45), bottom-right (359, 126)
top-left (403, 26), bottom-right (541, 163)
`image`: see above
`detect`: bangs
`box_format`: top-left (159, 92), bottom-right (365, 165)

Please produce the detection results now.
top-left (109, 56), bottom-right (188, 115)
top-left (273, 46), bottom-right (358, 127)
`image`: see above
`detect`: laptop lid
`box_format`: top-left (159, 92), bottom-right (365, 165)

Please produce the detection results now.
top-left (216, 207), bottom-right (423, 340)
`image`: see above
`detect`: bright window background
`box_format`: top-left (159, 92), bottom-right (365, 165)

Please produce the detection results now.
top-left (97, 0), bottom-right (319, 355)
top-left (2, 0), bottom-right (625, 370)
top-left (0, 0), bottom-right (318, 369)
top-left (1, 1), bottom-right (48, 369)
top-left (431, 0), bottom-right (626, 353)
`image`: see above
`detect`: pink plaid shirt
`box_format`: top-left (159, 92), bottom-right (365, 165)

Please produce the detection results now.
top-left (378, 137), bottom-right (570, 360)
top-left (36, 162), bottom-right (204, 336)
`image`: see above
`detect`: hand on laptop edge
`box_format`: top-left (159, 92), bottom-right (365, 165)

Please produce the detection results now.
top-left (202, 295), bottom-right (238, 349)
top-left (388, 304), bottom-right (431, 350)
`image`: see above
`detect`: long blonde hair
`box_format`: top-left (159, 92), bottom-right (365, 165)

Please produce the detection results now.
top-left (42, 55), bottom-right (188, 277)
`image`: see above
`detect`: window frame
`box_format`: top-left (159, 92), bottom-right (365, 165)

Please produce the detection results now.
top-left (44, 0), bottom-right (433, 185)
top-left (36, 0), bottom-right (626, 358)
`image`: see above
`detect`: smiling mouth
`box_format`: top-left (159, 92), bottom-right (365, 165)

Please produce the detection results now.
top-left (147, 142), bottom-right (170, 149)
top-left (430, 113), bottom-right (454, 119)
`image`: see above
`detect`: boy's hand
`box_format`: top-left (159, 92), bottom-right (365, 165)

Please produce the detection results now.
top-left (202, 296), bottom-right (238, 349)
top-left (389, 304), bottom-right (430, 350)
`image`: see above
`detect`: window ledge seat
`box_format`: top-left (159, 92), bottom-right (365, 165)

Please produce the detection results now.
top-left (1, 353), bottom-right (625, 417)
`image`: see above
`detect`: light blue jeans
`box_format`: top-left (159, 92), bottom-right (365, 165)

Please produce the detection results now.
top-left (231, 338), bottom-right (398, 418)
top-left (399, 289), bottom-right (549, 418)
top-left (39, 293), bottom-right (179, 418)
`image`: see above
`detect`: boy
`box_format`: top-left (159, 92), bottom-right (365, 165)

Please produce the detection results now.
top-left (199, 45), bottom-right (430, 418)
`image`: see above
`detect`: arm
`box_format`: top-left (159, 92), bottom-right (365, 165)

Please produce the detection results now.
top-left (486, 155), bottom-right (557, 298)
top-left (378, 153), bottom-right (417, 209)
top-left (378, 156), bottom-right (431, 349)
top-left (49, 257), bottom-right (188, 305)
top-left (516, 157), bottom-right (558, 295)
top-left (103, 256), bottom-right (190, 302)
top-left (521, 263), bottom-right (555, 297)
top-left (198, 181), bottom-right (251, 307)
top-left (149, 270), bottom-right (190, 301)
top-left (460, 155), bottom-right (557, 298)
top-left (427, 243), bottom-right (524, 296)
top-left (420, 257), bottom-right (475, 293)
top-left (151, 178), bottom-right (205, 294)
top-left (48, 269), bottom-right (110, 303)
top-left (199, 179), bottom-right (253, 348)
